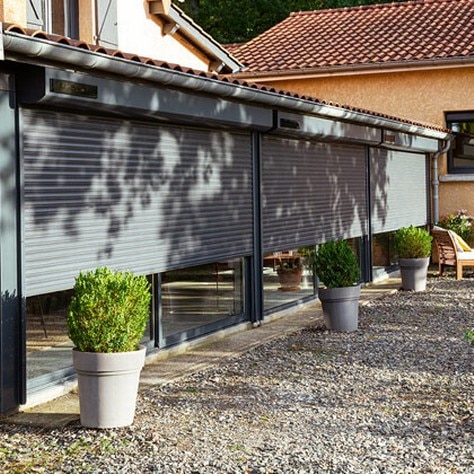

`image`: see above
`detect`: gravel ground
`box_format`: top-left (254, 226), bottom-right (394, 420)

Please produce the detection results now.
top-left (1, 276), bottom-right (473, 474)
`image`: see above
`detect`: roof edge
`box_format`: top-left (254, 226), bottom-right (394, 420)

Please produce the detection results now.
top-left (148, 1), bottom-right (243, 73)
top-left (0, 26), bottom-right (452, 141)
top-left (234, 56), bottom-right (474, 81)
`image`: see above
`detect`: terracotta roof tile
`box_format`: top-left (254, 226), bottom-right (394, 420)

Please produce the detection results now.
top-left (232, 0), bottom-right (474, 73)
top-left (1, 23), bottom-right (450, 133)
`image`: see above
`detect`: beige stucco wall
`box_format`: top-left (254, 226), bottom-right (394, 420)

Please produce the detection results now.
top-left (78, 0), bottom-right (94, 43)
top-left (264, 66), bottom-right (474, 218)
top-left (116, 0), bottom-right (209, 71)
top-left (0, 0), bottom-right (26, 25)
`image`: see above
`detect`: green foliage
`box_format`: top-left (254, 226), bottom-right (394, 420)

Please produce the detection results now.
top-left (298, 245), bottom-right (317, 274)
top-left (314, 240), bottom-right (360, 288)
top-left (439, 209), bottom-right (473, 246)
top-left (68, 267), bottom-right (151, 353)
top-left (394, 226), bottom-right (433, 259)
top-left (176, 0), bottom-right (410, 43)
top-left (465, 328), bottom-right (474, 346)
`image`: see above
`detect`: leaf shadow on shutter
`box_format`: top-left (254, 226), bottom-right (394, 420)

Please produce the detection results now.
top-left (261, 138), bottom-right (378, 252)
top-left (22, 96), bottom-right (253, 295)
top-left (370, 149), bottom-right (428, 234)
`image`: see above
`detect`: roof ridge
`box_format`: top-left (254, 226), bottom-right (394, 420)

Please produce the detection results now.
top-left (290, 0), bottom-right (471, 16)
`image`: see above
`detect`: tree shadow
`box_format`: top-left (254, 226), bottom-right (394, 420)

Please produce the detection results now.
top-left (21, 85), bottom-right (392, 296)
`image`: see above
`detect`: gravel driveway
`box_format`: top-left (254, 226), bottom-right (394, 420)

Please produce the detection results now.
top-left (1, 276), bottom-right (473, 473)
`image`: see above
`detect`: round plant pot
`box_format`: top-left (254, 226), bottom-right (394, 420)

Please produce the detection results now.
top-left (399, 257), bottom-right (430, 292)
top-left (277, 268), bottom-right (303, 292)
top-left (318, 285), bottom-right (361, 332)
top-left (73, 346), bottom-right (146, 429)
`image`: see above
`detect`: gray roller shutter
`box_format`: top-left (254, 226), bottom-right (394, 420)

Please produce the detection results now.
top-left (370, 148), bottom-right (429, 234)
top-left (262, 136), bottom-right (368, 252)
top-left (22, 109), bottom-right (253, 296)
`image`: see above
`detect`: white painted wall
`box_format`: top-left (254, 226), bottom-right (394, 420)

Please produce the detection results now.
top-left (116, 0), bottom-right (209, 71)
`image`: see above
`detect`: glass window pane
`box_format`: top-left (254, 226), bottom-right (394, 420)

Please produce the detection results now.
top-left (161, 259), bottom-right (244, 339)
top-left (26, 290), bottom-right (74, 382)
top-left (447, 116), bottom-right (474, 173)
top-left (263, 248), bottom-right (315, 312)
top-left (27, 276), bottom-right (154, 386)
top-left (372, 231), bottom-right (397, 280)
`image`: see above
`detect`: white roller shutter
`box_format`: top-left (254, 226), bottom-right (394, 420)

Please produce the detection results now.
top-left (370, 148), bottom-right (429, 234)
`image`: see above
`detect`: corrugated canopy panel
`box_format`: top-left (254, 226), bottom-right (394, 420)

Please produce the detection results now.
top-left (370, 148), bottom-right (429, 234)
top-left (22, 109), bottom-right (253, 296)
top-left (262, 136), bottom-right (368, 252)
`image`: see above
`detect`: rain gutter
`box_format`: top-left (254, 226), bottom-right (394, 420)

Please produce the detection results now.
top-left (1, 29), bottom-right (452, 141)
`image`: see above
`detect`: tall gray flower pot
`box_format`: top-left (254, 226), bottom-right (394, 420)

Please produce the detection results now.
top-left (318, 285), bottom-right (361, 332)
top-left (399, 257), bottom-right (430, 292)
top-left (72, 346), bottom-right (146, 429)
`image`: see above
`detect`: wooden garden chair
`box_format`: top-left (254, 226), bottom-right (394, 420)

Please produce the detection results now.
top-left (432, 228), bottom-right (474, 280)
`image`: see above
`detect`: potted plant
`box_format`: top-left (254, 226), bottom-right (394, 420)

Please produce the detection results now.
top-left (277, 256), bottom-right (304, 291)
top-left (394, 225), bottom-right (433, 292)
top-left (68, 267), bottom-right (151, 429)
top-left (314, 240), bottom-right (361, 332)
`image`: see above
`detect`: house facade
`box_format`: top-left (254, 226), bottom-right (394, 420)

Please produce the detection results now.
top-left (1, 0), bottom-right (241, 72)
top-left (0, 7), bottom-right (452, 414)
top-left (230, 0), bottom-right (474, 220)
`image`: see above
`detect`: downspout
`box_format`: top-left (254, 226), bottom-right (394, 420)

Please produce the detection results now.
top-left (432, 138), bottom-right (453, 224)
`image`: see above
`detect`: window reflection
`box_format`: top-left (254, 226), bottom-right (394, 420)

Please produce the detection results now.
top-left (26, 276), bottom-right (153, 387)
top-left (372, 232), bottom-right (397, 280)
top-left (161, 259), bottom-right (244, 340)
top-left (263, 248), bottom-right (315, 312)
top-left (447, 115), bottom-right (474, 172)
top-left (26, 290), bottom-right (74, 383)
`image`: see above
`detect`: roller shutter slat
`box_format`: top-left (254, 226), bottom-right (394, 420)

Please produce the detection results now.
top-left (262, 136), bottom-right (368, 252)
top-left (370, 149), bottom-right (428, 234)
top-left (22, 110), bottom-right (253, 296)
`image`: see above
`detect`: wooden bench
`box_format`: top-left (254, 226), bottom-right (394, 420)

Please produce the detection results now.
top-left (432, 228), bottom-right (474, 280)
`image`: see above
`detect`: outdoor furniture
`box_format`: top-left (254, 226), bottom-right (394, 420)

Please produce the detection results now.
top-left (432, 228), bottom-right (474, 280)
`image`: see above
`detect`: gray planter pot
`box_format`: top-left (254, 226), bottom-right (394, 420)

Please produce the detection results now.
top-left (73, 346), bottom-right (146, 429)
top-left (399, 257), bottom-right (430, 292)
top-left (318, 284), bottom-right (361, 332)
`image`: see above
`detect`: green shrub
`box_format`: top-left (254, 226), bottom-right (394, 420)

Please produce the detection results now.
top-left (394, 226), bottom-right (432, 258)
top-left (68, 267), bottom-right (151, 353)
top-left (465, 328), bottom-right (474, 346)
top-left (314, 240), bottom-right (360, 288)
top-left (439, 209), bottom-right (473, 245)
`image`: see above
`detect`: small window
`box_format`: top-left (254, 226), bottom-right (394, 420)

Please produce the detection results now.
top-left (446, 112), bottom-right (474, 174)
top-left (27, 0), bottom-right (79, 39)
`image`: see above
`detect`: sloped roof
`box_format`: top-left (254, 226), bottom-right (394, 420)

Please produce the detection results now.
top-left (232, 0), bottom-right (474, 76)
top-left (148, 1), bottom-right (242, 73)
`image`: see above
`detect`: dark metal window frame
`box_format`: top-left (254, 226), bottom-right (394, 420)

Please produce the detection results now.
top-left (446, 111), bottom-right (474, 174)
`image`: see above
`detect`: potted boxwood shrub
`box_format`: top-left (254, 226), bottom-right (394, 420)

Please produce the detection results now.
top-left (394, 225), bottom-right (433, 292)
top-left (314, 240), bottom-right (361, 332)
top-left (68, 267), bottom-right (151, 429)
